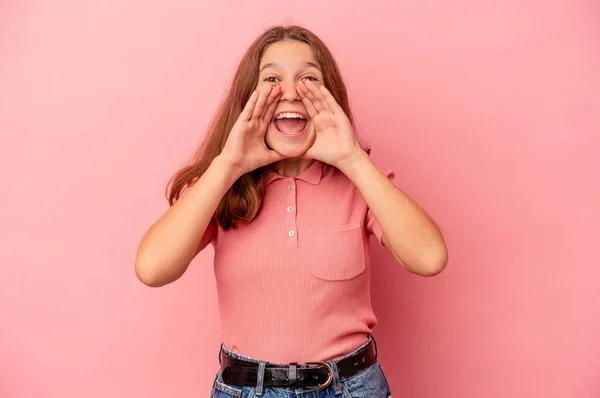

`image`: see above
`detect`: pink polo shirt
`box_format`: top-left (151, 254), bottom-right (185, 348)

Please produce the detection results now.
top-left (200, 160), bottom-right (395, 364)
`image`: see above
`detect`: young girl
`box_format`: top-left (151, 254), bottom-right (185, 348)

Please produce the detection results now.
top-left (135, 25), bottom-right (447, 397)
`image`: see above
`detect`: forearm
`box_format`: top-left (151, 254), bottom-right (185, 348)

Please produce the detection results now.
top-left (134, 155), bottom-right (242, 287)
top-left (338, 151), bottom-right (448, 276)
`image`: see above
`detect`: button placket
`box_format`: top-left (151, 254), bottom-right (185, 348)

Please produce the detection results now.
top-left (284, 179), bottom-right (297, 247)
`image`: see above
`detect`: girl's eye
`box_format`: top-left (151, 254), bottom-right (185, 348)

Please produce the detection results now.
top-left (264, 76), bottom-right (279, 83)
top-left (302, 76), bottom-right (318, 82)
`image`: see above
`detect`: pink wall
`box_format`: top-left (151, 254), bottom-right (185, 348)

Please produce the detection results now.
top-left (1, 1), bottom-right (599, 397)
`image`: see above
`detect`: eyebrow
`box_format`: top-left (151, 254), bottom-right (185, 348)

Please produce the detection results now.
top-left (259, 61), bottom-right (322, 73)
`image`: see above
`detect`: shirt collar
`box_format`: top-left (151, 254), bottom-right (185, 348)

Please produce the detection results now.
top-left (266, 160), bottom-right (324, 186)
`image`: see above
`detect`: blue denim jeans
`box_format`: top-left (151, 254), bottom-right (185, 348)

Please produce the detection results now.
top-left (211, 334), bottom-right (392, 398)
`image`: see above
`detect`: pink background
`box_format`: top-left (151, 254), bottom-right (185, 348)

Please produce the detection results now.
top-left (1, 0), bottom-right (599, 397)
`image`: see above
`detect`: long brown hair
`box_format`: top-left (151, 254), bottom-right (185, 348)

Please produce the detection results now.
top-left (166, 25), bottom-right (368, 229)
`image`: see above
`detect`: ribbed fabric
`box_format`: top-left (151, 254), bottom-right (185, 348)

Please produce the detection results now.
top-left (201, 160), bottom-right (396, 364)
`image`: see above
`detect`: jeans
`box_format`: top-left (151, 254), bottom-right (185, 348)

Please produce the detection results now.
top-left (210, 334), bottom-right (392, 398)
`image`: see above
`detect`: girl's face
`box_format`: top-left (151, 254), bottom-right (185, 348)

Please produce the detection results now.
top-left (258, 40), bottom-right (324, 159)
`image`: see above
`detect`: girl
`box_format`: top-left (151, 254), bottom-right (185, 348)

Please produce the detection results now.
top-left (135, 25), bottom-right (448, 397)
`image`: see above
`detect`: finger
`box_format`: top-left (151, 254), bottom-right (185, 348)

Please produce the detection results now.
top-left (303, 80), bottom-right (327, 111)
top-left (319, 85), bottom-right (343, 114)
top-left (251, 85), bottom-right (273, 120)
top-left (261, 84), bottom-right (281, 120)
top-left (240, 90), bottom-right (259, 121)
top-left (297, 83), bottom-right (313, 113)
top-left (300, 90), bottom-right (319, 119)
top-left (263, 90), bottom-right (282, 123)
top-left (300, 81), bottom-right (325, 112)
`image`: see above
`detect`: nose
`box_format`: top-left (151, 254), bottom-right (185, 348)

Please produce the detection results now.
top-left (280, 81), bottom-right (301, 102)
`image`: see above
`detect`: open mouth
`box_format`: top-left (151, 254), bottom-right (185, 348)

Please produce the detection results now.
top-left (273, 112), bottom-right (308, 137)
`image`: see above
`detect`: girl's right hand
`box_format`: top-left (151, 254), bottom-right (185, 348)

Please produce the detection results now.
top-left (219, 84), bottom-right (284, 175)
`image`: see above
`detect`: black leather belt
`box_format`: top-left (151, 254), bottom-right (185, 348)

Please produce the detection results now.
top-left (219, 337), bottom-right (377, 389)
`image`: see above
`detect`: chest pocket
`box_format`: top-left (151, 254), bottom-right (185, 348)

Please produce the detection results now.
top-left (302, 222), bottom-right (367, 281)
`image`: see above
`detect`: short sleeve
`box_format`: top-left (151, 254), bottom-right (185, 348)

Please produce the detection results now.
top-left (365, 169), bottom-right (397, 245)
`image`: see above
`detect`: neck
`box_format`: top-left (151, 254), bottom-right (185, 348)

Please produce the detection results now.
top-left (271, 158), bottom-right (315, 178)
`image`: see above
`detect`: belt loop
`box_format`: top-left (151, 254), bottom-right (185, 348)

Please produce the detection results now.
top-left (255, 361), bottom-right (267, 396)
top-left (369, 333), bottom-right (379, 359)
top-left (218, 343), bottom-right (223, 365)
top-left (327, 360), bottom-right (344, 395)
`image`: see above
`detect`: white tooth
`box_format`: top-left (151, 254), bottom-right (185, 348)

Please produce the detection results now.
top-left (276, 112), bottom-right (305, 119)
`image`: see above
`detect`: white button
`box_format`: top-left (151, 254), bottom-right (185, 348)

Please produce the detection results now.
top-left (287, 206), bottom-right (293, 213)
top-left (288, 184), bottom-right (294, 191)
top-left (288, 230), bottom-right (296, 237)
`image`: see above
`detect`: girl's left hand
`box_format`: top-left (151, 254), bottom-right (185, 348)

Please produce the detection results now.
top-left (298, 79), bottom-right (365, 168)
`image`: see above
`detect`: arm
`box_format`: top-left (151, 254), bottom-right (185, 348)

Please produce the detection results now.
top-left (134, 155), bottom-right (242, 287)
top-left (135, 84), bottom-right (283, 287)
top-left (295, 79), bottom-right (447, 276)
top-left (338, 151), bottom-right (448, 277)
